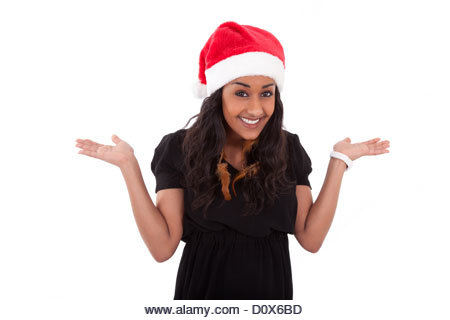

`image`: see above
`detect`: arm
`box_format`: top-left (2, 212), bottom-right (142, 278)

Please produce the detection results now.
top-left (295, 136), bottom-right (390, 253)
top-left (295, 158), bottom-right (346, 253)
top-left (120, 156), bottom-right (184, 263)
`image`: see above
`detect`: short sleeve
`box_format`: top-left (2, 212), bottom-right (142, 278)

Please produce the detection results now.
top-left (290, 133), bottom-right (313, 190)
top-left (150, 131), bottom-right (185, 193)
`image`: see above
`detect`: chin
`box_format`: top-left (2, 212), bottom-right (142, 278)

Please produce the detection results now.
top-left (237, 129), bottom-right (263, 141)
top-left (227, 117), bottom-right (267, 141)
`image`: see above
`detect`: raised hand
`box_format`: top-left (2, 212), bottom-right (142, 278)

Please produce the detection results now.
top-left (333, 137), bottom-right (390, 161)
top-left (75, 134), bottom-right (135, 167)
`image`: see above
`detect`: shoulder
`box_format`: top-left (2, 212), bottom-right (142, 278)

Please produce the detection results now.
top-left (153, 128), bottom-right (187, 157)
top-left (282, 128), bottom-right (312, 172)
top-left (282, 129), bottom-right (296, 140)
top-left (151, 128), bottom-right (187, 170)
top-left (282, 129), bottom-right (305, 152)
top-left (282, 128), bottom-right (303, 139)
top-left (151, 129), bottom-right (187, 192)
top-left (158, 128), bottom-right (187, 146)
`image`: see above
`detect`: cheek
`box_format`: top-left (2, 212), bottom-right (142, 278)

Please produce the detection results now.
top-left (263, 102), bottom-right (275, 117)
top-left (224, 103), bottom-right (242, 118)
top-left (222, 94), bottom-right (238, 115)
top-left (268, 98), bottom-right (276, 112)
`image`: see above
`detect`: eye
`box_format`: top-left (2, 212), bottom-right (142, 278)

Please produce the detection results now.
top-left (235, 90), bottom-right (273, 97)
top-left (235, 91), bottom-right (248, 97)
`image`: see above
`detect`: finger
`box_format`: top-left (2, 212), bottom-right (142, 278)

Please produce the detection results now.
top-left (372, 144), bottom-right (386, 153)
top-left (84, 139), bottom-right (104, 147)
top-left (75, 139), bottom-right (105, 151)
top-left (112, 134), bottom-right (121, 145)
top-left (368, 144), bottom-right (390, 155)
top-left (375, 149), bottom-right (390, 155)
top-left (363, 137), bottom-right (381, 145)
top-left (80, 143), bottom-right (101, 153)
top-left (376, 140), bottom-right (390, 148)
top-left (78, 149), bottom-right (102, 159)
top-left (338, 137), bottom-right (351, 143)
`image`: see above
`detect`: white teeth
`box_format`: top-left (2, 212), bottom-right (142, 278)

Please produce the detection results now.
top-left (240, 117), bottom-right (260, 124)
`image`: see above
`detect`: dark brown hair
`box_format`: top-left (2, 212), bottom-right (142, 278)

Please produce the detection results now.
top-left (181, 86), bottom-right (295, 217)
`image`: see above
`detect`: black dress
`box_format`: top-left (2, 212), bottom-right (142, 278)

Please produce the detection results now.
top-left (150, 129), bottom-right (313, 300)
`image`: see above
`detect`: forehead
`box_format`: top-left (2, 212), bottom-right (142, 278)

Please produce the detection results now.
top-left (231, 75), bottom-right (274, 83)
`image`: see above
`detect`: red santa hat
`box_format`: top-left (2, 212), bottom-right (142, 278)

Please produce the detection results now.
top-left (193, 21), bottom-right (286, 99)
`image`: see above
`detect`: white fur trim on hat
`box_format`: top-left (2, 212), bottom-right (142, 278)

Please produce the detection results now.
top-left (205, 51), bottom-right (285, 97)
top-left (192, 80), bottom-right (207, 99)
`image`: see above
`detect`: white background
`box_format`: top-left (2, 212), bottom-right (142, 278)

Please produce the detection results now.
top-left (1, 0), bottom-right (449, 319)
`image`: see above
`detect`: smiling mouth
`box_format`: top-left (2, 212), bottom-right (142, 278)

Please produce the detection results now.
top-left (239, 116), bottom-right (264, 124)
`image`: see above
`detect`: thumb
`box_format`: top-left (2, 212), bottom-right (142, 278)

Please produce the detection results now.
top-left (111, 134), bottom-right (121, 145)
top-left (344, 137), bottom-right (351, 143)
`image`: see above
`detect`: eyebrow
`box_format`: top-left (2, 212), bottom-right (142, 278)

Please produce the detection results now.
top-left (232, 81), bottom-right (275, 88)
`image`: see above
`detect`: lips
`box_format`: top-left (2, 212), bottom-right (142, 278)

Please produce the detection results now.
top-left (239, 116), bottom-right (263, 121)
top-left (238, 116), bottom-right (263, 128)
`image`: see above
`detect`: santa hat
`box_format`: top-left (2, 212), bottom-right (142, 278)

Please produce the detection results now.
top-left (193, 21), bottom-right (286, 99)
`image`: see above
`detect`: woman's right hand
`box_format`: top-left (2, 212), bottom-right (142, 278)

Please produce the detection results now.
top-left (75, 134), bottom-right (135, 168)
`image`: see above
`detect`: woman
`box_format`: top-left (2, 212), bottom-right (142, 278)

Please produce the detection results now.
top-left (75, 21), bottom-right (390, 299)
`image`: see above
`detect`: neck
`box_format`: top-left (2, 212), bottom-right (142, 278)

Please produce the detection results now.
top-left (224, 124), bottom-right (244, 149)
top-left (223, 125), bottom-right (259, 165)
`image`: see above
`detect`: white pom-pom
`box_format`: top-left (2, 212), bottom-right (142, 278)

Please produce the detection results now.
top-left (192, 80), bottom-right (207, 99)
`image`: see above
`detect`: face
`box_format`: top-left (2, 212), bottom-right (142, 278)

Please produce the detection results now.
top-left (221, 75), bottom-right (276, 146)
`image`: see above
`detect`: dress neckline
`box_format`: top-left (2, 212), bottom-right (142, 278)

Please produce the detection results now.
top-left (223, 159), bottom-right (240, 172)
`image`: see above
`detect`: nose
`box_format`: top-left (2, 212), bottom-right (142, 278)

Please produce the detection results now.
top-left (245, 99), bottom-right (265, 118)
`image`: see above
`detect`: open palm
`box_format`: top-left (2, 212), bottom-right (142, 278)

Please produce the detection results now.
top-left (75, 134), bottom-right (134, 167)
top-left (333, 137), bottom-right (390, 161)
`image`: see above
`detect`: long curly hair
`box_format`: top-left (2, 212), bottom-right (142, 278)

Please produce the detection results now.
top-left (181, 85), bottom-right (296, 217)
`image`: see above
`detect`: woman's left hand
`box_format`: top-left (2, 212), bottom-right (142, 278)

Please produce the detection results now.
top-left (333, 137), bottom-right (390, 161)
